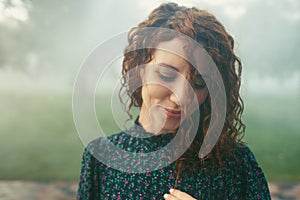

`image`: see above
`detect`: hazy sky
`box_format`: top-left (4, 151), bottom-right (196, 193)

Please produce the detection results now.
top-left (0, 0), bottom-right (299, 96)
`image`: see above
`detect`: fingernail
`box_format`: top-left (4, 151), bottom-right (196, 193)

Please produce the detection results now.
top-left (164, 194), bottom-right (169, 198)
top-left (169, 188), bottom-right (174, 193)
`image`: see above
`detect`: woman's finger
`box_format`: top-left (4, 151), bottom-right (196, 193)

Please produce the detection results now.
top-left (168, 188), bottom-right (196, 200)
top-left (163, 193), bottom-right (180, 200)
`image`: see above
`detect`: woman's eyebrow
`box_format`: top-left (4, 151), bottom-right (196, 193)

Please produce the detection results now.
top-left (195, 74), bottom-right (209, 79)
top-left (190, 71), bottom-right (210, 82)
top-left (157, 63), bottom-right (178, 71)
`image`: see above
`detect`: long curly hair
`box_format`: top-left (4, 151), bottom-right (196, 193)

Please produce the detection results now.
top-left (119, 2), bottom-right (246, 187)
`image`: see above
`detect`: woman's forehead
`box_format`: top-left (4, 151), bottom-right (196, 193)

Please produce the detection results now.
top-left (153, 38), bottom-right (211, 75)
top-left (155, 38), bottom-right (190, 57)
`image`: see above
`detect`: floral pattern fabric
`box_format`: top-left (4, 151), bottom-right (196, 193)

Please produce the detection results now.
top-left (77, 119), bottom-right (271, 200)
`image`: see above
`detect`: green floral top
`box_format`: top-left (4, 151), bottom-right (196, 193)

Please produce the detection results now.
top-left (77, 118), bottom-right (271, 199)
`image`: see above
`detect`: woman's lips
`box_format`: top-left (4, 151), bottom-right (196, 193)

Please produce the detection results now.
top-left (164, 108), bottom-right (182, 118)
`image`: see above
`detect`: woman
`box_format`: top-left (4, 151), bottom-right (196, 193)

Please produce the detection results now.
top-left (77, 2), bottom-right (271, 199)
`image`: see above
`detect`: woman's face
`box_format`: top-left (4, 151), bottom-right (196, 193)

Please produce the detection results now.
top-left (139, 38), bottom-right (208, 135)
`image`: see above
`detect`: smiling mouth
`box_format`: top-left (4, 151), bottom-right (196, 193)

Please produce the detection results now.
top-left (164, 108), bottom-right (182, 118)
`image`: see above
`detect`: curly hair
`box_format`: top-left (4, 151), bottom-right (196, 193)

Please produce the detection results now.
top-left (119, 2), bottom-right (246, 187)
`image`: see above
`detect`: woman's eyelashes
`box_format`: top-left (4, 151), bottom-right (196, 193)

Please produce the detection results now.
top-left (193, 79), bottom-right (206, 90)
top-left (156, 69), bottom-right (206, 90)
top-left (157, 70), bottom-right (176, 82)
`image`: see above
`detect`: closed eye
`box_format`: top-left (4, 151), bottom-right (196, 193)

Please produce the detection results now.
top-left (193, 82), bottom-right (206, 90)
top-left (157, 71), bottom-right (176, 82)
top-left (192, 76), bottom-right (207, 90)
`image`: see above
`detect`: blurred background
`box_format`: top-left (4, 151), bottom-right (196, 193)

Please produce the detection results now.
top-left (0, 0), bottom-right (299, 199)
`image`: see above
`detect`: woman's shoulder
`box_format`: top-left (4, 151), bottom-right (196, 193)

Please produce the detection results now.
top-left (227, 143), bottom-right (266, 175)
top-left (229, 144), bottom-right (271, 198)
top-left (231, 143), bottom-right (259, 163)
top-left (85, 131), bottom-right (127, 151)
top-left (80, 131), bottom-right (128, 166)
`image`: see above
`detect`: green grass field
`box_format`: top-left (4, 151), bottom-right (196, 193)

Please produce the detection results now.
top-left (0, 90), bottom-right (299, 181)
top-left (243, 95), bottom-right (300, 181)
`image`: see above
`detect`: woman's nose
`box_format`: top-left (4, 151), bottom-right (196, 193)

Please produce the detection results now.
top-left (169, 80), bottom-right (189, 106)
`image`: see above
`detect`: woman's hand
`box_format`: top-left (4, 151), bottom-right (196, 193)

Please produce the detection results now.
top-left (163, 188), bottom-right (196, 200)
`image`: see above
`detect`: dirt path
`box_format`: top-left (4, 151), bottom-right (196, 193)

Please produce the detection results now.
top-left (0, 181), bottom-right (299, 200)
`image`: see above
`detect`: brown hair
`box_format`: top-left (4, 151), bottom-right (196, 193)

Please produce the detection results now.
top-left (119, 2), bottom-right (245, 186)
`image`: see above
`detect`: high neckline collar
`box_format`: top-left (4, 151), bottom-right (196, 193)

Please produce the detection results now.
top-left (127, 116), bottom-right (174, 140)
